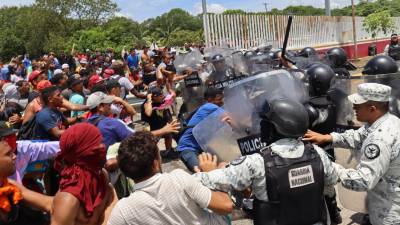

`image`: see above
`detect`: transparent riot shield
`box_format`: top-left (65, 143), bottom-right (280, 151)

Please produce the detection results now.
top-left (292, 55), bottom-right (322, 70)
top-left (174, 49), bottom-right (203, 74)
top-left (331, 72), bottom-right (400, 128)
top-left (175, 50), bottom-right (208, 115)
top-left (192, 69), bottom-right (308, 162)
top-left (231, 51), bottom-right (250, 76)
top-left (364, 72), bottom-right (400, 117)
top-left (247, 54), bottom-right (275, 75)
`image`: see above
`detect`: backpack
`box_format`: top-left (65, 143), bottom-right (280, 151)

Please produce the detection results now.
top-left (17, 115), bottom-right (37, 140)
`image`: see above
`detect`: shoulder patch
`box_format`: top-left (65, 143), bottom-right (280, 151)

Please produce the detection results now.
top-left (364, 144), bottom-right (380, 160)
top-left (230, 156), bottom-right (247, 166)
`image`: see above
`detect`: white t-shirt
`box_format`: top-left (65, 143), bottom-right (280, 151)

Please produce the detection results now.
top-left (107, 169), bottom-right (228, 225)
top-left (110, 75), bottom-right (134, 99)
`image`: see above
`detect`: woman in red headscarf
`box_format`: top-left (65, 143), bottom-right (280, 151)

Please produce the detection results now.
top-left (52, 123), bottom-right (117, 225)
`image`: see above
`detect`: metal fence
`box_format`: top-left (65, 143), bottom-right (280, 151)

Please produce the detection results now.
top-left (203, 14), bottom-right (400, 49)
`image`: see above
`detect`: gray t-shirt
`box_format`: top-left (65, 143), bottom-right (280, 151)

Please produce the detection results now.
top-left (107, 169), bottom-right (228, 225)
top-left (110, 75), bottom-right (134, 99)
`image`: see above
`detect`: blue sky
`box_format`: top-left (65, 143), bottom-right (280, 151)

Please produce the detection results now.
top-left (1, 0), bottom-right (356, 22)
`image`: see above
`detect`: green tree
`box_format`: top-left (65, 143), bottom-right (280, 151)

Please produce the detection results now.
top-left (363, 10), bottom-right (395, 40)
top-left (222, 9), bottom-right (246, 15)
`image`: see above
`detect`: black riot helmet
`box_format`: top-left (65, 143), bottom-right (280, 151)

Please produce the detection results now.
top-left (244, 51), bottom-right (256, 59)
top-left (362, 55), bottom-right (398, 75)
top-left (211, 54), bottom-right (225, 63)
top-left (260, 99), bottom-right (309, 144)
top-left (298, 47), bottom-right (317, 58)
top-left (325, 47), bottom-right (347, 68)
top-left (306, 64), bottom-right (336, 96)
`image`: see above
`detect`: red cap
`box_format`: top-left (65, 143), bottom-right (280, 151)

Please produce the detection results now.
top-left (28, 70), bottom-right (43, 83)
top-left (88, 75), bottom-right (104, 89)
top-left (103, 69), bottom-right (114, 79)
top-left (37, 80), bottom-right (52, 92)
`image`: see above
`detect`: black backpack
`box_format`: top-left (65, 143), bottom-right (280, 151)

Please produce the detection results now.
top-left (17, 115), bottom-right (37, 140)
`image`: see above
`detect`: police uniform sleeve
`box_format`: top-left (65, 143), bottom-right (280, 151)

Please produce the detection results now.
top-left (313, 145), bottom-right (339, 197)
top-left (331, 126), bottom-right (366, 151)
top-left (332, 140), bottom-right (391, 191)
top-left (194, 154), bottom-right (265, 193)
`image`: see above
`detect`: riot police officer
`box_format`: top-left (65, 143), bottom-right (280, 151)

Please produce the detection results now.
top-left (362, 55), bottom-right (400, 117)
top-left (195, 98), bottom-right (338, 225)
top-left (298, 47), bottom-right (317, 58)
top-left (325, 47), bottom-right (351, 77)
top-left (362, 55), bottom-right (398, 75)
top-left (207, 54), bottom-right (235, 88)
top-left (384, 33), bottom-right (400, 60)
top-left (305, 83), bottom-right (400, 225)
top-left (305, 64), bottom-right (342, 224)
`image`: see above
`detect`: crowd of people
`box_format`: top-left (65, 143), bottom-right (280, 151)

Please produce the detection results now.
top-left (1, 37), bottom-right (400, 225)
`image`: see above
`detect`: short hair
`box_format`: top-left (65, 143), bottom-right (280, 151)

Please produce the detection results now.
top-left (204, 87), bottom-right (223, 100)
top-left (50, 73), bottom-right (66, 85)
top-left (111, 60), bottom-right (125, 75)
top-left (367, 101), bottom-right (389, 112)
top-left (106, 80), bottom-right (121, 93)
top-left (15, 80), bottom-right (27, 87)
top-left (391, 33), bottom-right (398, 37)
top-left (41, 86), bottom-right (59, 105)
top-left (91, 83), bottom-right (107, 94)
top-left (117, 131), bottom-right (159, 181)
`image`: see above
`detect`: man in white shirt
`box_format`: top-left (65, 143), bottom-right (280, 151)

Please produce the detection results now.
top-left (107, 131), bottom-right (233, 225)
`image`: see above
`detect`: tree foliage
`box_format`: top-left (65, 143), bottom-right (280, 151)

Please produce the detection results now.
top-left (363, 10), bottom-right (395, 39)
top-left (1, 0), bottom-right (400, 61)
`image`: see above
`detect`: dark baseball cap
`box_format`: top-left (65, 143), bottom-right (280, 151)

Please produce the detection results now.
top-left (150, 87), bottom-right (163, 97)
top-left (0, 121), bottom-right (17, 137)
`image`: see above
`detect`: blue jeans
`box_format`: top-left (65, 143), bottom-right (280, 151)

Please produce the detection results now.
top-left (179, 150), bottom-right (201, 173)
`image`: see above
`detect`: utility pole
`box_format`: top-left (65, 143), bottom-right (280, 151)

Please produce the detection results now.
top-left (263, 2), bottom-right (269, 13)
top-left (202, 0), bottom-right (209, 47)
top-left (325, 0), bottom-right (331, 16)
top-left (351, 0), bottom-right (358, 59)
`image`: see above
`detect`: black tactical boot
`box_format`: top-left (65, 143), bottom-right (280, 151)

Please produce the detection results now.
top-left (325, 194), bottom-right (342, 224)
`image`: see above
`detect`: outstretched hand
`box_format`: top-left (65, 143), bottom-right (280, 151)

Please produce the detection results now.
top-left (303, 130), bottom-right (332, 145)
top-left (162, 120), bottom-right (181, 134)
top-left (198, 152), bottom-right (218, 172)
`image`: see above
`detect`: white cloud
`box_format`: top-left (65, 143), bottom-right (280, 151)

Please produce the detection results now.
top-left (193, 2), bottom-right (226, 14)
top-left (0, 0), bottom-right (34, 7)
top-left (115, 11), bottom-right (132, 18)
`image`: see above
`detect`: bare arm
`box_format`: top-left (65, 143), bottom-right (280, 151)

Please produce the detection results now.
top-left (114, 97), bottom-right (136, 116)
top-left (144, 94), bottom-right (153, 117)
top-left (62, 98), bottom-right (89, 111)
top-left (8, 179), bottom-right (53, 213)
top-left (51, 192), bottom-right (80, 225)
top-left (129, 88), bottom-right (146, 99)
top-left (49, 127), bottom-right (64, 139)
top-left (172, 74), bottom-right (188, 82)
top-left (208, 191), bottom-right (234, 214)
top-left (22, 102), bottom-right (35, 124)
top-left (151, 120), bottom-right (180, 137)
top-left (100, 184), bottom-right (118, 225)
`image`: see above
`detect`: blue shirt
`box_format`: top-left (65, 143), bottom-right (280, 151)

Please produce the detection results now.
top-left (177, 103), bottom-right (221, 152)
top-left (35, 107), bottom-right (66, 141)
top-left (87, 114), bottom-right (135, 149)
top-left (127, 54), bottom-right (139, 69)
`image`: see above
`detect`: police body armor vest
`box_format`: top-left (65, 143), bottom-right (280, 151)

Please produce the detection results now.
top-left (253, 142), bottom-right (326, 225)
top-left (388, 44), bottom-right (400, 60)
